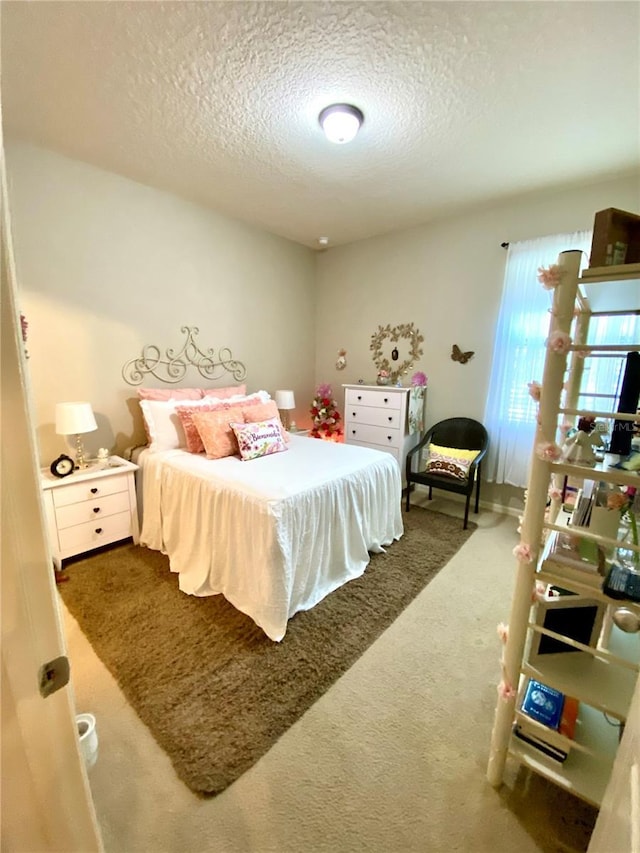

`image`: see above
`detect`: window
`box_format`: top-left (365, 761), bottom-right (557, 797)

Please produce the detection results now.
top-left (579, 313), bottom-right (639, 414)
top-left (484, 231), bottom-right (592, 487)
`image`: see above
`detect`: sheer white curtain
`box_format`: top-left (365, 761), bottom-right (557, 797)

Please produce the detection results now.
top-left (484, 231), bottom-right (592, 487)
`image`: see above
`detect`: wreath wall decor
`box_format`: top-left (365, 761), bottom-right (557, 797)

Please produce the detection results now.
top-left (370, 322), bottom-right (424, 382)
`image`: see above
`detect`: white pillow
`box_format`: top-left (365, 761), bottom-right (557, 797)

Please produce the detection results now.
top-left (140, 398), bottom-right (220, 452)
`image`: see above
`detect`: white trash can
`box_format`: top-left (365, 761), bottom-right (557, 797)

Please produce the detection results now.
top-left (76, 713), bottom-right (98, 770)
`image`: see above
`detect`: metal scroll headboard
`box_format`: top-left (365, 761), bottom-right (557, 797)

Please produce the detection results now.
top-left (122, 326), bottom-right (247, 386)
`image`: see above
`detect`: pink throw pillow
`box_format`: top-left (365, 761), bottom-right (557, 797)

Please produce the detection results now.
top-left (191, 407), bottom-right (245, 460)
top-left (137, 388), bottom-right (203, 401)
top-left (242, 400), bottom-right (289, 442)
top-left (230, 418), bottom-right (288, 461)
top-left (201, 384), bottom-right (247, 399)
top-left (176, 396), bottom-right (266, 454)
top-left (174, 402), bottom-right (232, 454)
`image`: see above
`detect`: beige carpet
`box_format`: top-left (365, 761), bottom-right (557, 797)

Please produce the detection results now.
top-left (63, 497), bottom-right (599, 852)
top-left (60, 507), bottom-right (475, 795)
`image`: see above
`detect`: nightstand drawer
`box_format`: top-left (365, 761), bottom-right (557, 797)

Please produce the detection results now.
top-left (344, 388), bottom-right (402, 410)
top-left (52, 473), bottom-right (129, 508)
top-left (55, 491), bottom-right (131, 529)
top-left (345, 405), bottom-right (401, 429)
top-left (58, 511), bottom-right (134, 555)
top-left (346, 422), bottom-right (401, 448)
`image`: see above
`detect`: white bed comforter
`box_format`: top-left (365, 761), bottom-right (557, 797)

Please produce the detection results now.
top-left (139, 436), bottom-right (403, 641)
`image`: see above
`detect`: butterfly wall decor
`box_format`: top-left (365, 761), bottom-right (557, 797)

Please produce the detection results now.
top-left (451, 344), bottom-right (474, 364)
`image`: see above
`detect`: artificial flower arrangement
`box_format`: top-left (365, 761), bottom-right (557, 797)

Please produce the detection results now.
top-left (411, 370), bottom-right (427, 387)
top-left (309, 383), bottom-right (343, 441)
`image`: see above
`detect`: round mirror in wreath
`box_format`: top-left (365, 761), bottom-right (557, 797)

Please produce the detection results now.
top-left (370, 322), bottom-right (424, 384)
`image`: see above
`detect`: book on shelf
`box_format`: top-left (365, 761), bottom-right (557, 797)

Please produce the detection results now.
top-left (559, 696), bottom-right (579, 740)
top-left (571, 481), bottom-right (595, 528)
top-left (546, 529), bottom-right (604, 575)
top-left (515, 680), bottom-right (579, 763)
top-left (521, 679), bottom-right (564, 728)
top-left (514, 724), bottom-right (568, 762)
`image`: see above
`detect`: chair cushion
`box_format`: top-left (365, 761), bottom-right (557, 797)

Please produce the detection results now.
top-left (429, 443), bottom-right (481, 462)
top-left (425, 447), bottom-right (478, 481)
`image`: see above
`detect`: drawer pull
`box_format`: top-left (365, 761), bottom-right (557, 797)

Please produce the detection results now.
top-left (90, 487), bottom-right (98, 494)
top-left (383, 397), bottom-right (389, 403)
top-left (387, 436), bottom-right (392, 441)
top-left (95, 527), bottom-right (103, 534)
top-left (357, 395), bottom-right (362, 401)
top-left (352, 430), bottom-right (357, 435)
top-left (92, 507), bottom-right (101, 514)
top-left (388, 416), bottom-right (393, 421)
top-left (352, 412), bottom-right (356, 416)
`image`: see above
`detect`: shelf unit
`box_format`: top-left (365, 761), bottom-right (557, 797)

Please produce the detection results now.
top-left (487, 251), bottom-right (640, 808)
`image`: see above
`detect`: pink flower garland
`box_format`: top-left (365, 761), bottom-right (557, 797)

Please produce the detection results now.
top-left (512, 542), bottom-right (533, 563)
top-left (546, 330), bottom-right (572, 354)
top-left (536, 441), bottom-right (561, 462)
top-left (497, 679), bottom-right (517, 701)
top-left (527, 381), bottom-right (542, 402)
top-left (532, 581), bottom-right (547, 603)
top-left (537, 264), bottom-right (563, 290)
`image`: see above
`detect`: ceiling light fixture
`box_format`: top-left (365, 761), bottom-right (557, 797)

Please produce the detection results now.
top-left (318, 104), bottom-right (364, 144)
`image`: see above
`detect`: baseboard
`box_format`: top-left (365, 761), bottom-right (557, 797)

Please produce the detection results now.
top-left (409, 484), bottom-right (522, 520)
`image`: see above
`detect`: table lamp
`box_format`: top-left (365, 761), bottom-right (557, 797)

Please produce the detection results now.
top-left (55, 402), bottom-right (98, 469)
top-left (274, 390), bottom-right (295, 431)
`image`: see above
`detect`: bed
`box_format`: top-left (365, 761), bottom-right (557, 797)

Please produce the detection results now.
top-left (138, 436), bottom-right (403, 641)
top-left (123, 328), bottom-right (403, 640)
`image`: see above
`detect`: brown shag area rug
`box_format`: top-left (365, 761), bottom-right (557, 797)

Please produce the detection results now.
top-left (60, 507), bottom-right (475, 796)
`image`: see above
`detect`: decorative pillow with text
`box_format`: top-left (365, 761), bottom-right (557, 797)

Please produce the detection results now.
top-left (230, 418), bottom-right (288, 461)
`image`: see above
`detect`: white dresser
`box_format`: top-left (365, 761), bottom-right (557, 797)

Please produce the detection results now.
top-left (342, 384), bottom-right (423, 482)
top-left (41, 455), bottom-right (139, 570)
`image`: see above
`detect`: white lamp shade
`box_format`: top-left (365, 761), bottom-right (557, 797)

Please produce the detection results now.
top-left (55, 402), bottom-right (98, 435)
top-left (274, 390), bottom-right (295, 410)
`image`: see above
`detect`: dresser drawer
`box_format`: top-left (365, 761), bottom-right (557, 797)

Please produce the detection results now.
top-left (58, 511), bottom-right (134, 556)
top-left (345, 404), bottom-right (401, 429)
top-left (55, 491), bottom-right (131, 530)
top-left (344, 388), bottom-right (402, 410)
top-left (52, 472), bottom-right (130, 508)
top-left (346, 422), bottom-right (401, 449)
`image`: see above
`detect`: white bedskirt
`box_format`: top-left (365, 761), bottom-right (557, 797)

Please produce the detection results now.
top-left (139, 436), bottom-right (403, 641)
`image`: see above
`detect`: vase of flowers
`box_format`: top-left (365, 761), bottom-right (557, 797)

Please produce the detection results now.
top-left (608, 487), bottom-right (639, 573)
top-left (376, 370), bottom-right (390, 386)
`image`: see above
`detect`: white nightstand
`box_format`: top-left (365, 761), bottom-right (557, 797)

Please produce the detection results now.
top-left (41, 455), bottom-right (139, 570)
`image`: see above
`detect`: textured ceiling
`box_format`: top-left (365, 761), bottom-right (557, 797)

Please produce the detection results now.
top-left (2, 1), bottom-right (638, 248)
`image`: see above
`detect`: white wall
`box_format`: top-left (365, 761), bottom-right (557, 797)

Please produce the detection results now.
top-left (315, 172), bottom-right (639, 508)
top-left (6, 142), bottom-right (316, 465)
top-left (7, 139), bottom-right (638, 509)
